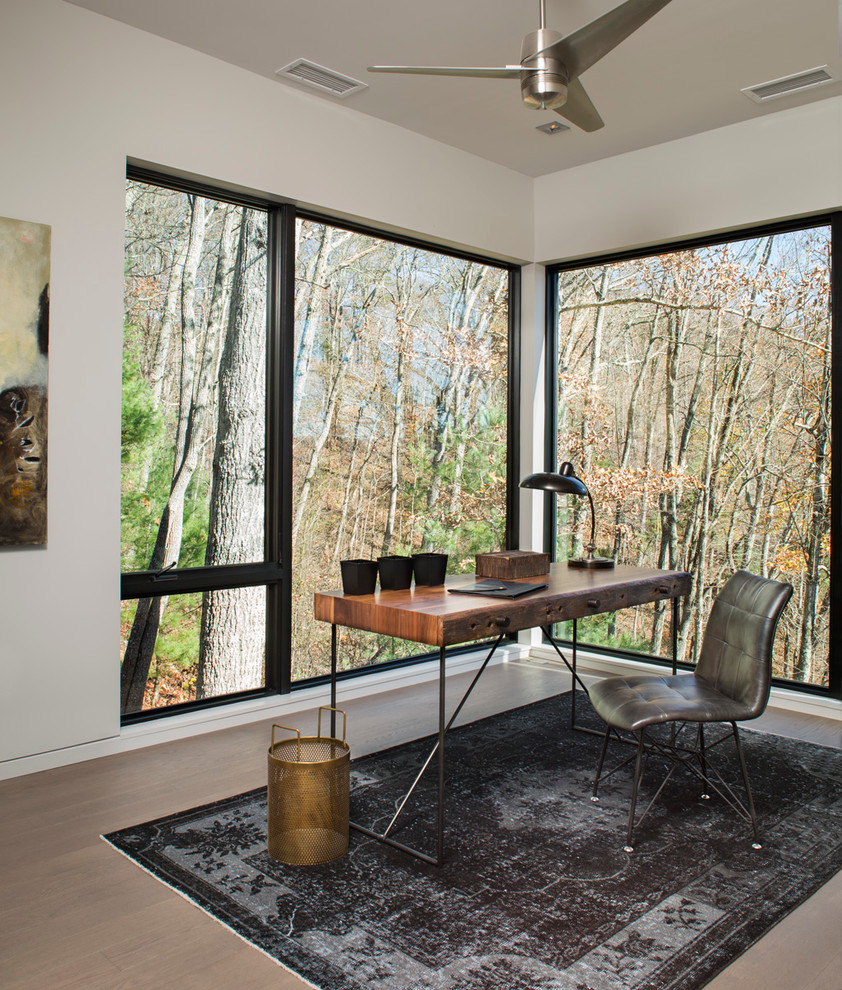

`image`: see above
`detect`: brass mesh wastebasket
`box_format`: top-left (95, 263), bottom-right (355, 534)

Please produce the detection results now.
top-left (267, 707), bottom-right (350, 866)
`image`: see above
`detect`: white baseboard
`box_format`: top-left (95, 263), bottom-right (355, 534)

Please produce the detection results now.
top-left (528, 644), bottom-right (842, 721)
top-left (0, 643), bottom-right (525, 781)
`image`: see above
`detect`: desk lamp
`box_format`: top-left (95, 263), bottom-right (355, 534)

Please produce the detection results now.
top-left (520, 462), bottom-right (614, 569)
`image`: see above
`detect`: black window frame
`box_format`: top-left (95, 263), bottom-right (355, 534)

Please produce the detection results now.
top-left (544, 212), bottom-right (841, 701)
top-left (121, 166), bottom-right (520, 724)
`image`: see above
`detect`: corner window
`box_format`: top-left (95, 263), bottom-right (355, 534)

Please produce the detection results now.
top-left (549, 220), bottom-right (837, 692)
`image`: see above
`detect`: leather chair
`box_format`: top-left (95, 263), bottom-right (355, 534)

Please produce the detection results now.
top-left (588, 570), bottom-right (792, 851)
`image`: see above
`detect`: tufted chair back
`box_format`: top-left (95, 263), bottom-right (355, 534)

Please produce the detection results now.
top-left (694, 570), bottom-right (793, 718)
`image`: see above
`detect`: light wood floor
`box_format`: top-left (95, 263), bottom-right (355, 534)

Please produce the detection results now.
top-left (1, 659), bottom-right (840, 990)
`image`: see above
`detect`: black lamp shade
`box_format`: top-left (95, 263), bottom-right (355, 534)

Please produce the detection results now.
top-left (519, 465), bottom-right (588, 497)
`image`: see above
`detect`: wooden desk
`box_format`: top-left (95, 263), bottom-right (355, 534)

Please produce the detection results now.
top-left (315, 564), bottom-right (691, 865)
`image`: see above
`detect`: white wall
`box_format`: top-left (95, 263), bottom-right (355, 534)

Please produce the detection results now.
top-left (0, 0), bottom-right (532, 770)
top-left (534, 97), bottom-right (842, 264)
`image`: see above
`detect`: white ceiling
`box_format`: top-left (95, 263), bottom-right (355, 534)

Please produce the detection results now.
top-left (68, 0), bottom-right (842, 177)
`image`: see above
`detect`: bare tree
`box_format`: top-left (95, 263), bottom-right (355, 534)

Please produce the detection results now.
top-left (198, 210), bottom-right (268, 698)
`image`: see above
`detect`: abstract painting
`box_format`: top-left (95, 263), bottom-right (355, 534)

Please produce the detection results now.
top-left (0, 215), bottom-right (49, 546)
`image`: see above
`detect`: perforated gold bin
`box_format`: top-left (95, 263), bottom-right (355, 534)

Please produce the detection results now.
top-left (267, 707), bottom-right (350, 866)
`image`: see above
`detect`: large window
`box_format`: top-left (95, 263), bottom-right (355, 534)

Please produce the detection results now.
top-left (121, 180), bottom-right (275, 716)
top-left (292, 219), bottom-right (512, 679)
top-left (120, 172), bottom-right (515, 718)
top-left (549, 219), bottom-right (839, 694)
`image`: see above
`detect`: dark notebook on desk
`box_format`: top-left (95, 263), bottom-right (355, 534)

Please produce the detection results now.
top-left (448, 579), bottom-right (547, 599)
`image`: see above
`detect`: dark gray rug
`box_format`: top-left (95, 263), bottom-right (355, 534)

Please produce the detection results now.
top-left (104, 694), bottom-right (842, 990)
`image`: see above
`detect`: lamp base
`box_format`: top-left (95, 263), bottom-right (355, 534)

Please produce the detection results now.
top-left (567, 556), bottom-right (615, 569)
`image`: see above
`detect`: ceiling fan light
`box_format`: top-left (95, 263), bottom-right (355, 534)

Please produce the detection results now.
top-left (521, 75), bottom-right (568, 110)
top-left (520, 25), bottom-right (568, 110)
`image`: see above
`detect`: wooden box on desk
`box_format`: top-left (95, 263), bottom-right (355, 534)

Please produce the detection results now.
top-left (475, 550), bottom-right (550, 579)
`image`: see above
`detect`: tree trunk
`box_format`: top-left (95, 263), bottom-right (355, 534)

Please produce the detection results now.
top-left (795, 356), bottom-right (830, 682)
top-left (332, 393), bottom-right (376, 563)
top-left (198, 211), bottom-right (268, 698)
top-left (293, 225), bottom-right (334, 422)
top-left (382, 321), bottom-right (408, 554)
top-left (448, 369), bottom-right (478, 517)
top-left (291, 348), bottom-right (347, 548)
top-left (612, 307), bottom-right (662, 562)
top-left (651, 308), bottom-right (681, 655)
top-left (173, 196), bottom-right (207, 469)
top-left (148, 240), bottom-right (188, 405)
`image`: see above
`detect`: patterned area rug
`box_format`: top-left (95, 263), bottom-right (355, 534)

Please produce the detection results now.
top-left (104, 694), bottom-right (842, 990)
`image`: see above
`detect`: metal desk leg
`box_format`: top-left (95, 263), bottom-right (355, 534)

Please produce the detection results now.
top-left (540, 623), bottom-right (600, 735)
top-left (571, 618), bottom-right (577, 730)
top-left (672, 597), bottom-right (678, 675)
top-left (346, 634), bottom-right (503, 867)
top-left (437, 643), bottom-right (446, 866)
top-left (670, 598), bottom-right (679, 744)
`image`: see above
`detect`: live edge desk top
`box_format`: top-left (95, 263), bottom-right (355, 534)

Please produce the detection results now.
top-left (314, 564), bottom-right (691, 647)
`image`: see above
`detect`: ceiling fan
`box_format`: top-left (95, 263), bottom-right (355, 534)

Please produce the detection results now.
top-left (368, 0), bottom-right (675, 132)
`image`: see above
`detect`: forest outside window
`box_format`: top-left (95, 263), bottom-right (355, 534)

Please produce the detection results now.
top-left (120, 172), bottom-right (515, 718)
top-left (291, 218), bottom-right (512, 681)
top-left (549, 220), bottom-right (837, 693)
top-left (121, 179), bottom-right (272, 716)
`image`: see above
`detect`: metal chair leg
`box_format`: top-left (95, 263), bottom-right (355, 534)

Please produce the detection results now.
top-left (592, 725), bottom-right (611, 802)
top-left (698, 723), bottom-right (711, 799)
top-left (625, 733), bottom-right (646, 853)
top-left (731, 722), bottom-right (762, 848)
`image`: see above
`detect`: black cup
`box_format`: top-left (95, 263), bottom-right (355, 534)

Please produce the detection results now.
top-left (340, 559), bottom-right (378, 596)
top-left (377, 555), bottom-right (413, 591)
top-left (412, 552), bottom-right (448, 586)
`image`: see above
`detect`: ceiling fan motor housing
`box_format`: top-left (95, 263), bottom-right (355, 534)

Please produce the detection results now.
top-left (520, 28), bottom-right (568, 110)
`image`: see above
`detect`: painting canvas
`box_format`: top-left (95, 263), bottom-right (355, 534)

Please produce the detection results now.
top-left (0, 215), bottom-right (49, 546)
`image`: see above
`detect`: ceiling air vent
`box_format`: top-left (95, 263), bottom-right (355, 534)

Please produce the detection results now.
top-left (275, 59), bottom-right (368, 98)
top-left (741, 65), bottom-right (838, 103)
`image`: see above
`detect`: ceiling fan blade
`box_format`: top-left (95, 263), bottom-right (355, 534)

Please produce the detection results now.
top-left (553, 79), bottom-right (604, 131)
top-left (537, 0), bottom-right (674, 79)
top-left (368, 65), bottom-right (522, 78)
